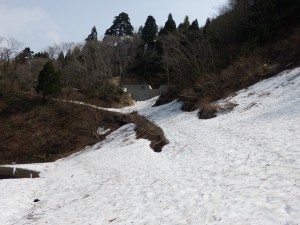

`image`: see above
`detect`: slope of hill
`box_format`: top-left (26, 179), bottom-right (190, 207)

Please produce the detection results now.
top-left (0, 68), bottom-right (299, 224)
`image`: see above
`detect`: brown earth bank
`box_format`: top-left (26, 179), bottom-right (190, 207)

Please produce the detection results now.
top-left (0, 91), bottom-right (168, 164)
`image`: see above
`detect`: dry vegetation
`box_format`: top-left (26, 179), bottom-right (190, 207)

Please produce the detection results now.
top-left (58, 87), bottom-right (134, 109)
top-left (156, 28), bottom-right (300, 115)
top-left (0, 91), bottom-right (168, 164)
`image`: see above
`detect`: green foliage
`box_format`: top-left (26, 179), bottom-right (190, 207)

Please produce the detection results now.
top-left (190, 19), bottom-right (199, 31)
top-left (34, 51), bottom-right (49, 59)
top-left (105, 12), bottom-right (134, 36)
top-left (85, 26), bottom-right (98, 41)
top-left (178, 16), bottom-right (190, 32)
top-left (36, 61), bottom-right (61, 101)
top-left (203, 18), bottom-right (211, 37)
top-left (141, 15), bottom-right (158, 49)
top-left (159, 13), bottom-right (177, 35)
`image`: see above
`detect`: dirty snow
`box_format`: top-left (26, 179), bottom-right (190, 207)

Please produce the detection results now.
top-left (0, 68), bottom-right (300, 225)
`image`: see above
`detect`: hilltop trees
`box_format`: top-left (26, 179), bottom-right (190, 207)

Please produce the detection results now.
top-left (178, 16), bottom-right (190, 32)
top-left (105, 12), bottom-right (134, 36)
top-left (159, 13), bottom-right (177, 35)
top-left (85, 26), bottom-right (98, 42)
top-left (190, 19), bottom-right (199, 31)
top-left (15, 47), bottom-right (34, 63)
top-left (2, 1), bottom-right (300, 103)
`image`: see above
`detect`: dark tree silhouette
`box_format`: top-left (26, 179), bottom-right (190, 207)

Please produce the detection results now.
top-left (36, 61), bottom-right (61, 102)
top-left (85, 26), bottom-right (98, 41)
top-left (105, 12), bottom-right (134, 36)
top-left (190, 19), bottom-right (199, 31)
top-left (141, 15), bottom-right (158, 49)
top-left (15, 47), bottom-right (34, 63)
top-left (159, 13), bottom-right (177, 35)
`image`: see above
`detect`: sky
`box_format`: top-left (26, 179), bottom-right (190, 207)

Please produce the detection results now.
top-left (0, 0), bottom-right (227, 52)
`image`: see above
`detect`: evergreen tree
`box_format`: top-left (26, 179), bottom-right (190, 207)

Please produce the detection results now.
top-left (57, 52), bottom-right (64, 61)
top-left (85, 26), bottom-right (98, 41)
top-left (190, 19), bottom-right (199, 31)
top-left (159, 13), bottom-right (177, 35)
top-left (57, 51), bottom-right (65, 68)
top-left (105, 12), bottom-right (134, 36)
top-left (34, 51), bottom-right (49, 59)
top-left (36, 61), bottom-right (61, 102)
top-left (138, 26), bottom-right (143, 35)
top-left (203, 18), bottom-right (211, 36)
top-left (178, 16), bottom-right (190, 32)
top-left (141, 16), bottom-right (158, 49)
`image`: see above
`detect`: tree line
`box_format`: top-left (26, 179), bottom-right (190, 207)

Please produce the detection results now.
top-left (1, 0), bottom-right (299, 101)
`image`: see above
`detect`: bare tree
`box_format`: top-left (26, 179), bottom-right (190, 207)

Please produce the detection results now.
top-left (159, 33), bottom-right (217, 87)
top-left (103, 34), bottom-right (142, 79)
top-left (45, 42), bottom-right (78, 59)
top-left (0, 37), bottom-right (23, 89)
top-left (0, 37), bottom-right (23, 62)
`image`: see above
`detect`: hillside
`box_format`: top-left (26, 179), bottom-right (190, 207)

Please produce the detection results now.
top-left (0, 67), bottom-right (299, 225)
top-left (0, 93), bottom-right (167, 164)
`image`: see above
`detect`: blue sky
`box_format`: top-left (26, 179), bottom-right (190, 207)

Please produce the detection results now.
top-left (0, 0), bottom-right (227, 52)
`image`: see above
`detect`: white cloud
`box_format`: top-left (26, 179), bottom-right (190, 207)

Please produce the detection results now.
top-left (0, 4), bottom-right (62, 51)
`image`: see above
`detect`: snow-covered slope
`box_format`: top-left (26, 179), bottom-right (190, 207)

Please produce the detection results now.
top-left (1, 68), bottom-right (300, 225)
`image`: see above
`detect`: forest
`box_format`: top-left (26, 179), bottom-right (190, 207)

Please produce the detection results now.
top-left (1, 0), bottom-right (300, 108)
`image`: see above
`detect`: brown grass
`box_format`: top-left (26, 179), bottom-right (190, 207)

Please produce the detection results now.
top-left (0, 91), bottom-right (168, 164)
top-left (129, 112), bottom-right (169, 152)
top-left (58, 87), bottom-right (134, 109)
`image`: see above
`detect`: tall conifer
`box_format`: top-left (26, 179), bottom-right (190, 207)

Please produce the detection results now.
top-left (141, 16), bottom-right (158, 49)
top-left (159, 13), bottom-right (177, 35)
top-left (85, 26), bottom-right (98, 41)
